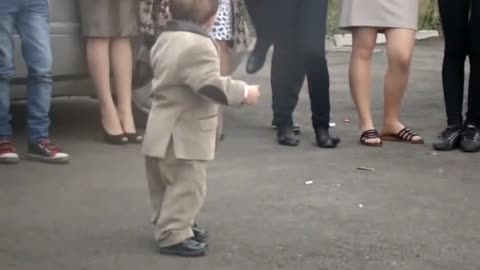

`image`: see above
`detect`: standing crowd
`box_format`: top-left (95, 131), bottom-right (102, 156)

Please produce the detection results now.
top-left (0, 0), bottom-right (478, 257)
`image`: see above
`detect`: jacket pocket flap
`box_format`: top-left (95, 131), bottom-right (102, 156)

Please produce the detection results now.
top-left (199, 115), bottom-right (218, 131)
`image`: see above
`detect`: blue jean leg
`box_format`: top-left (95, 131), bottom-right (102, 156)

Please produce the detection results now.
top-left (18, 0), bottom-right (53, 143)
top-left (0, 14), bottom-right (16, 140)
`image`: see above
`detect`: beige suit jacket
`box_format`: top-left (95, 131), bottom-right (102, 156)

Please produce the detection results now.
top-left (142, 21), bottom-right (247, 161)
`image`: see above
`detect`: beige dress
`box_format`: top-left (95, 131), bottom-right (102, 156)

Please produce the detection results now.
top-left (339, 0), bottom-right (419, 30)
top-left (78, 0), bottom-right (139, 37)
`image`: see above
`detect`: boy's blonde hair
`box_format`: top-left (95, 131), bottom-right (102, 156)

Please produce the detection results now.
top-left (169, 0), bottom-right (219, 25)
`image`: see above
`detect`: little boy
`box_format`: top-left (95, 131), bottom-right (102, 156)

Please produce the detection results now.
top-left (142, 0), bottom-right (260, 257)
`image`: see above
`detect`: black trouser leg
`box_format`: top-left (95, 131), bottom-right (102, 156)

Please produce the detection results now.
top-left (466, 0), bottom-right (480, 126)
top-left (244, 0), bottom-right (272, 46)
top-left (299, 0), bottom-right (330, 129)
top-left (244, 0), bottom-right (264, 38)
top-left (244, 0), bottom-right (273, 73)
top-left (271, 45), bottom-right (305, 127)
top-left (271, 0), bottom-right (330, 129)
top-left (438, 0), bottom-right (470, 126)
top-left (270, 1), bottom-right (304, 128)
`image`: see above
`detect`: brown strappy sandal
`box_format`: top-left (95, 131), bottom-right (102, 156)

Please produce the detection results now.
top-left (360, 129), bottom-right (383, 147)
top-left (381, 127), bottom-right (424, 144)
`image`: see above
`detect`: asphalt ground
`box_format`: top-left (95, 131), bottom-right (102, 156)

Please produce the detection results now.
top-left (1, 38), bottom-right (479, 270)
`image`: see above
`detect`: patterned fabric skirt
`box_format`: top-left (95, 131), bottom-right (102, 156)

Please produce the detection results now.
top-left (210, 0), bottom-right (234, 41)
top-left (139, 0), bottom-right (251, 52)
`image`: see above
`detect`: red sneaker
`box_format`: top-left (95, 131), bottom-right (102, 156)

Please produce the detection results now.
top-left (0, 139), bottom-right (20, 164)
top-left (28, 139), bottom-right (70, 164)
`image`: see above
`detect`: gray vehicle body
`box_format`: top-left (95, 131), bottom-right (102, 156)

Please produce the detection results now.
top-left (11, 0), bottom-right (91, 100)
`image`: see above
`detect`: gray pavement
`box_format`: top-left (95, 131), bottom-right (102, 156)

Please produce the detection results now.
top-left (1, 38), bottom-right (479, 270)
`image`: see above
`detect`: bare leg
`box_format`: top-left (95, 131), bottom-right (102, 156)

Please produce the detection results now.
top-left (349, 27), bottom-right (379, 144)
top-left (382, 28), bottom-right (422, 142)
top-left (216, 41), bottom-right (232, 140)
top-left (86, 38), bottom-right (123, 135)
top-left (110, 38), bottom-right (136, 134)
top-left (217, 41), bottom-right (233, 76)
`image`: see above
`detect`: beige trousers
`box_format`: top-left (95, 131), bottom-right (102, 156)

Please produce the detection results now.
top-left (144, 144), bottom-right (207, 248)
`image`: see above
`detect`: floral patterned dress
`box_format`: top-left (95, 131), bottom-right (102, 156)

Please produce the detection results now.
top-left (139, 0), bottom-right (252, 52)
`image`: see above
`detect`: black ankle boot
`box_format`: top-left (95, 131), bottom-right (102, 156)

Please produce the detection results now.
top-left (277, 126), bottom-right (299, 146)
top-left (315, 128), bottom-right (340, 148)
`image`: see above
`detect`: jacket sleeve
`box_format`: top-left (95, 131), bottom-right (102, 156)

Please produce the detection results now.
top-left (181, 40), bottom-right (247, 107)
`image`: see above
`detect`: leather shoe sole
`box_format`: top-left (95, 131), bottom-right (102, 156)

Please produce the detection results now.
top-left (158, 239), bottom-right (208, 257)
top-left (317, 137), bottom-right (341, 148)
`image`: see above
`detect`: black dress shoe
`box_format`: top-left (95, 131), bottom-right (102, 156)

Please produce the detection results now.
top-left (315, 128), bottom-right (340, 148)
top-left (246, 40), bottom-right (271, 74)
top-left (433, 125), bottom-right (462, 151)
top-left (277, 126), bottom-right (299, 146)
top-left (192, 223), bottom-right (208, 243)
top-left (158, 238), bottom-right (208, 257)
top-left (460, 124), bottom-right (480, 153)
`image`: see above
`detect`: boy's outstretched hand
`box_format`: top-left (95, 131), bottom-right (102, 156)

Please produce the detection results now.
top-left (245, 85), bottom-right (261, 105)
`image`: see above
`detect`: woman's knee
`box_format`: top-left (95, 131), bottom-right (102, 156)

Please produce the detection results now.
top-left (387, 48), bottom-right (413, 71)
top-left (385, 28), bottom-right (415, 71)
top-left (352, 44), bottom-right (375, 61)
top-left (351, 29), bottom-right (377, 60)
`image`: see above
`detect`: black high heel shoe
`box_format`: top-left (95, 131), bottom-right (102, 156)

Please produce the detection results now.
top-left (103, 130), bottom-right (128, 145)
top-left (125, 132), bottom-right (143, 144)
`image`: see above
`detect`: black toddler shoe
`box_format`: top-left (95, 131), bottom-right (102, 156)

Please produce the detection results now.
top-left (158, 238), bottom-right (208, 257)
top-left (192, 223), bottom-right (208, 243)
